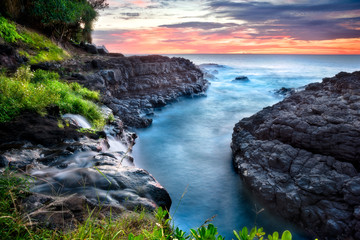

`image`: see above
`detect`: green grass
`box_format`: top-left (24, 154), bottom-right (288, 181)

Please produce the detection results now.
top-left (0, 16), bottom-right (69, 64)
top-left (0, 17), bottom-right (24, 43)
top-left (0, 67), bottom-right (105, 128)
top-left (0, 170), bottom-right (60, 240)
top-left (20, 30), bottom-right (69, 64)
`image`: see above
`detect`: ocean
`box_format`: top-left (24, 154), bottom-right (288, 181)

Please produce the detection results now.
top-left (132, 54), bottom-right (360, 239)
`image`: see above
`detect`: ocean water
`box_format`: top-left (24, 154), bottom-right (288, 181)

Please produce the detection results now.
top-left (132, 55), bottom-right (360, 239)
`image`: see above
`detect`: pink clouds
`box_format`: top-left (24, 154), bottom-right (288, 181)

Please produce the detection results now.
top-left (93, 26), bottom-right (360, 54)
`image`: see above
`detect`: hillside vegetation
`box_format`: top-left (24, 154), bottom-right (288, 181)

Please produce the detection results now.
top-left (0, 17), bottom-right (105, 127)
top-left (1, 0), bottom-right (108, 43)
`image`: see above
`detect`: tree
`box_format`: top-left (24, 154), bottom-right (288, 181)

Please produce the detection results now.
top-left (88, 0), bottom-right (109, 10)
top-left (31, 0), bottom-right (107, 42)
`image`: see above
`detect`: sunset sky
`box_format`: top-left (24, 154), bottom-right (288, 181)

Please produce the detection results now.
top-left (92, 0), bottom-right (360, 54)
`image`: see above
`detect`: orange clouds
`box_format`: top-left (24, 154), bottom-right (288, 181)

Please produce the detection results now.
top-left (93, 27), bottom-right (360, 54)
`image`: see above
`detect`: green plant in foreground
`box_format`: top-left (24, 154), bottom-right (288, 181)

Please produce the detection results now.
top-left (190, 224), bottom-right (224, 240)
top-left (0, 170), bottom-right (60, 240)
top-left (174, 227), bottom-right (190, 240)
top-left (233, 227), bottom-right (292, 240)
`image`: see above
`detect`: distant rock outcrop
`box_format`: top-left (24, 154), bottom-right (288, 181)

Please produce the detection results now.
top-left (232, 71), bottom-right (360, 239)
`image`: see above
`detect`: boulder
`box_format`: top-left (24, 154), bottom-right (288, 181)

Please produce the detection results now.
top-left (85, 44), bottom-right (98, 54)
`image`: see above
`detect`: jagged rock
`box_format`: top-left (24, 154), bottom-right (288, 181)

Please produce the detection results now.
top-left (85, 44), bottom-right (98, 54)
top-left (97, 45), bottom-right (109, 54)
top-left (63, 55), bottom-right (209, 128)
top-left (30, 62), bottom-right (61, 71)
top-left (231, 71), bottom-right (360, 239)
top-left (0, 43), bottom-right (28, 70)
top-left (274, 87), bottom-right (295, 97)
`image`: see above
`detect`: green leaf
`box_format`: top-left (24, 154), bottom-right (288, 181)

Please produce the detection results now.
top-left (281, 230), bottom-right (292, 240)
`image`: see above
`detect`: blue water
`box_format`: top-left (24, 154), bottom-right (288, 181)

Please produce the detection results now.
top-left (132, 55), bottom-right (360, 239)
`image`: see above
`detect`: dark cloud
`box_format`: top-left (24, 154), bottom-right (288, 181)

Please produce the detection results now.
top-left (93, 30), bottom-right (128, 43)
top-left (111, 12), bottom-right (141, 20)
top-left (160, 21), bottom-right (239, 30)
top-left (207, 0), bottom-right (360, 40)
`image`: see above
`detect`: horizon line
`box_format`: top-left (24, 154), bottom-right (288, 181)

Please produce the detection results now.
top-left (121, 53), bottom-right (360, 56)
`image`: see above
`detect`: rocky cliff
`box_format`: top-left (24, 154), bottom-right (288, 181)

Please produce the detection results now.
top-left (59, 54), bottom-right (209, 128)
top-left (232, 71), bottom-right (360, 239)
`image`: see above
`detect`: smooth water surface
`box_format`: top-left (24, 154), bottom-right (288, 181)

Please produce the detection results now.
top-left (132, 55), bottom-right (360, 239)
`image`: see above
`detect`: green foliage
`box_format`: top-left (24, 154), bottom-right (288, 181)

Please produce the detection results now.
top-left (31, 0), bottom-right (99, 42)
top-left (234, 227), bottom-right (292, 240)
top-left (190, 224), bottom-right (225, 240)
top-left (0, 16), bottom-right (69, 63)
top-left (0, 67), bottom-right (105, 128)
top-left (0, 170), bottom-right (61, 240)
top-left (234, 227), bottom-right (265, 240)
top-left (267, 230), bottom-right (292, 240)
top-left (19, 30), bottom-right (69, 64)
top-left (65, 209), bottom-right (157, 240)
top-left (0, 17), bottom-right (24, 43)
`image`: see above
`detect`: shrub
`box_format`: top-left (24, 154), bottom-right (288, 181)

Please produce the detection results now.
top-left (31, 0), bottom-right (98, 42)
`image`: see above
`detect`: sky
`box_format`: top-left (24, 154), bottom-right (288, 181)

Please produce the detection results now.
top-left (92, 0), bottom-right (360, 54)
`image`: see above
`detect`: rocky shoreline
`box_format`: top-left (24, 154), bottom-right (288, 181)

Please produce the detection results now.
top-left (33, 54), bottom-right (209, 128)
top-left (0, 51), bottom-right (209, 229)
top-left (232, 71), bottom-right (360, 239)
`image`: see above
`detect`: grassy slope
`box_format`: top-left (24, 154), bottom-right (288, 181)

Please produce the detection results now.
top-left (0, 16), bottom-right (69, 64)
top-left (0, 17), bottom-right (105, 128)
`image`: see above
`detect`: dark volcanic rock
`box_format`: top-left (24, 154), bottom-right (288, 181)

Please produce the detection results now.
top-left (0, 110), bottom-right (171, 228)
top-left (0, 43), bottom-right (28, 71)
top-left (273, 87), bottom-right (295, 97)
top-left (63, 55), bottom-right (209, 128)
top-left (231, 71), bottom-right (360, 239)
top-left (0, 111), bottom-right (82, 149)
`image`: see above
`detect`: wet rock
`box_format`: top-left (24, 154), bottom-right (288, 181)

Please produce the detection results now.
top-left (0, 109), bottom-right (170, 227)
top-left (0, 43), bottom-right (24, 70)
top-left (234, 76), bottom-right (249, 81)
top-left (30, 166), bottom-right (171, 212)
top-left (231, 71), bottom-right (360, 239)
top-left (274, 87), bottom-right (295, 97)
